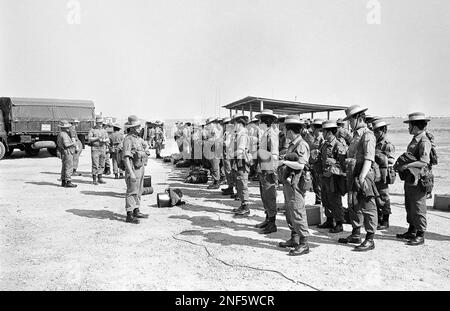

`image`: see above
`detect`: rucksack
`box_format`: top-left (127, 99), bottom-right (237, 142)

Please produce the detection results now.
top-left (117, 148), bottom-right (126, 171)
top-left (184, 168), bottom-right (208, 184)
top-left (425, 132), bottom-right (438, 166)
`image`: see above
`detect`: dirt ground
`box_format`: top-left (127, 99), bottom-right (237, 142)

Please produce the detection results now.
top-left (1, 141), bottom-right (449, 291)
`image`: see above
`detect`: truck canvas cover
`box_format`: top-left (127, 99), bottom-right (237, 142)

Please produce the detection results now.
top-left (0, 97), bottom-right (95, 134)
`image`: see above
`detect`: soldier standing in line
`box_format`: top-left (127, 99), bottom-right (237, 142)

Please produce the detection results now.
top-left (305, 119), bottom-right (325, 205)
top-left (153, 121), bottom-right (166, 159)
top-left (396, 112), bottom-right (434, 245)
top-left (277, 115), bottom-right (311, 256)
top-left (365, 115), bottom-right (375, 130)
top-left (205, 118), bottom-right (221, 189)
top-left (70, 119), bottom-right (82, 176)
top-left (57, 120), bottom-right (77, 188)
top-left (231, 114), bottom-right (251, 216)
top-left (123, 115), bottom-right (150, 224)
top-left (278, 115), bottom-right (289, 160)
top-left (221, 117), bottom-right (236, 196)
top-left (247, 118), bottom-right (260, 181)
top-left (336, 118), bottom-right (353, 146)
top-left (317, 121), bottom-right (347, 233)
top-left (110, 123), bottom-right (125, 179)
top-left (103, 122), bottom-right (113, 175)
top-left (372, 119), bottom-right (396, 230)
top-left (253, 109), bottom-right (279, 234)
top-left (338, 105), bottom-right (378, 252)
top-left (88, 116), bottom-right (110, 185)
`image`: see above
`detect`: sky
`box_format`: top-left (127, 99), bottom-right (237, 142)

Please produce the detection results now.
top-left (0, 0), bottom-right (449, 121)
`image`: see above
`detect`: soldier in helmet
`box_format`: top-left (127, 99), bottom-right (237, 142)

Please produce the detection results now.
top-left (305, 119), bottom-right (325, 205)
top-left (336, 118), bottom-right (352, 146)
top-left (110, 123), bottom-right (125, 179)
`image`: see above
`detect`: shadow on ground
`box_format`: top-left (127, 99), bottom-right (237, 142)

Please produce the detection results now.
top-left (66, 209), bottom-right (126, 222)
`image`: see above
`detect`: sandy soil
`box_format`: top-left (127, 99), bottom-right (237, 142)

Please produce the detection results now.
top-left (0, 142), bottom-right (449, 291)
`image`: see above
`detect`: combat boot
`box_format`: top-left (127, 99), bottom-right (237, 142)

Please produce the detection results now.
top-left (330, 222), bottom-right (344, 233)
top-left (65, 180), bottom-right (78, 188)
top-left (396, 226), bottom-right (416, 240)
top-left (354, 233), bottom-right (375, 252)
top-left (119, 173), bottom-right (124, 179)
top-left (93, 175), bottom-right (98, 185)
top-left (104, 167), bottom-right (111, 175)
top-left (338, 228), bottom-right (362, 244)
top-left (114, 173), bottom-right (119, 179)
top-left (234, 203), bottom-right (250, 216)
top-left (318, 217), bottom-right (334, 229)
top-left (98, 174), bottom-right (106, 184)
top-left (260, 217), bottom-right (277, 234)
top-left (221, 187), bottom-right (234, 195)
top-left (230, 193), bottom-right (238, 199)
top-left (126, 212), bottom-right (140, 224)
top-left (61, 180), bottom-right (66, 187)
top-left (73, 169), bottom-right (82, 176)
top-left (278, 236), bottom-right (300, 248)
top-left (289, 239), bottom-right (310, 256)
top-left (255, 214), bottom-right (269, 229)
top-left (407, 232), bottom-right (425, 246)
top-left (133, 208), bottom-right (149, 219)
top-left (377, 214), bottom-right (390, 230)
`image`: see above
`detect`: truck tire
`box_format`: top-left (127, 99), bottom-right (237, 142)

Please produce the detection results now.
top-left (24, 145), bottom-right (40, 157)
top-left (47, 147), bottom-right (58, 157)
top-left (0, 141), bottom-right (6, 160)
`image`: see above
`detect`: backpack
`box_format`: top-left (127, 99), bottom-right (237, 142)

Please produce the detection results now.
top-left (184, 168), bottom-right (208, 184)
top-left (425, 132), bottom-right (438, 166)
top-left (117, 148), bottom-right (126, 171)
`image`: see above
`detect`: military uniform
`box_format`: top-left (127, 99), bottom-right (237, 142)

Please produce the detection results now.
top-left (88, 124), bottom-right (110, 184)
top-left (205, 120), bottom-right (221, 188)
top-left (232, 127), bottom-right (250, 205)
top-left (110, 129), bottom-right (125, 178)
top-left (374, 128), bottom-right (395, 228)
top-left (57, 122), bottom-right (77, 188)
top-left (337, 126), bottom-right (352, 146)
top-left (280, 132), bottom-right (310, 254)
top-left (318, 132), bottom-right (347, 231)
top-left (69, 124), bottom-right (82, 175)
top-left (342, 123), bottom-right (378, 247)
top-left (403, 131), bottom-right (431, 236)
top-left (221, 120), bottom-right (236, 195)
top-left (305, 129), bottom-right (324, 204)
top-left (152, 124), bottom-right (166, 158)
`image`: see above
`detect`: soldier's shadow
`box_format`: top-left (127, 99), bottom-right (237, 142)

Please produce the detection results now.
top-left (66, 208), bottom-right (126, 222)
top-left (25, 181), bottom-right (61, 187)
top-left (80, 190), bottom-right (124, 198)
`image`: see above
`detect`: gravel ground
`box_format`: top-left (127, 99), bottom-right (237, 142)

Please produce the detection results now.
top-left (0, 142), bottom-right (449, 291)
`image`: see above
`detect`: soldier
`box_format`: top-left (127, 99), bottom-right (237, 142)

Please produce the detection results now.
top-left (338, 105), bottom-right (378, 252)
top-left (70, 119), bottom-right (82, 176)
top-left (365, 115), bottom-right (375, 130)
top-left (278, 115), bottom-right (289, 160)
top-left (88, 116), bottom-right (110, 185)
top-left (103, 123), bottom-right (113, 175)
top-left (278, 115), bottom-right (311, 256)
top-left (205, 118), bottom-right (221, 189)
top-left (317, 121), bottom-right (347, 233)
top-left (372, 119), bottom-right (395, 230)
top-left (110, 123), bottom-right (125, 179)
top-left (57, 120), bottom-right (77, 188)
top-left (254, 109), bottom-right (279, 234)
top-left (123, 115), bottom-right (150, 224)
top-left (247, 118), bottom-right (260, 181)
top-left (336, 118), bottom-right (352, 146)
top-left (396, 112), bottom-right (433, 246)
top-left (174, 122), bottom-right (184, 153)
top-left (231, 114), bottom-right (251, 216)
top-left (153, 121), bottom-right (166, 159)
top-left (305, 119), bottom-right (325, 204)
top-left (221, 117), bottom-right (236, 196)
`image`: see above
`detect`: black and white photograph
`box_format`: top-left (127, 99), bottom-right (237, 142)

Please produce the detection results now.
top-left (0, 0), bottom-right (449, 298)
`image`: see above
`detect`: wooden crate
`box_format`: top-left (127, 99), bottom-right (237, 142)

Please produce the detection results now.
top-left (433, 194), bottom-right (450, 211)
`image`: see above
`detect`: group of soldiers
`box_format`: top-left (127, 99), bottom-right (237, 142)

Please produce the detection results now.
top-left (56, 106), bottom-right (436, 255)
top-left (172, 106), bottom-right (436, 255)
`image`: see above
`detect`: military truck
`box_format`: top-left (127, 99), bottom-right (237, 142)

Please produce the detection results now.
top-left (0, 97), bottom-right (95, 159)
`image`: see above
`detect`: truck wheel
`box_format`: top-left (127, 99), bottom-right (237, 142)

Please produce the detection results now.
top-left (25, 146), bottom-right (40, 157)
top-left (0, 141), bottom-right (6, 160)
top-left (47, 148), bottom-right (58, 157)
